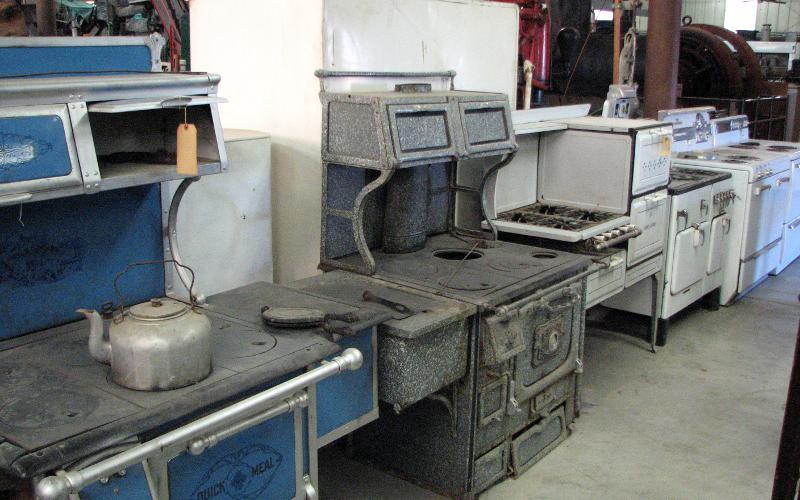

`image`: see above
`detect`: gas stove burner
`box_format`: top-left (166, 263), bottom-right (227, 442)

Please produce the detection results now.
top-left (722, 159), bottom-right (748, 164)
top-left (741, 141), bottom-right (762, 146)
top-left (677, 151), bottom-right (718, 161)
top-left (723, 154), bottom-right (761, 162)
top-left (497, 203), bottom-right (620, 233)
top-left (730, 144), bottom-right (758, 150)
top-left (768, 145), bottom-right (796, 151)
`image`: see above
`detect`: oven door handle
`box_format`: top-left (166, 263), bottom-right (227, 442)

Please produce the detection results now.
top-left (35, 349), bottom-right (365, 500)
top-left (777, 176), bottom-right (791, 186)
top-left (591, 226), bottom-right (642, 251)
top-left (755, 184), bottom-right (772, 196)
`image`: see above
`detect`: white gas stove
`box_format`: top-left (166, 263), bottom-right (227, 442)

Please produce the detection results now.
top-left (487, 112), bottom-right (671, 327)
top-left (712, 115), bottom-right (800, 274)
top-left (659, 109), bottom-right (791, 303)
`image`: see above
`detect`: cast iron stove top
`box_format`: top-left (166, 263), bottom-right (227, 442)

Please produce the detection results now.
top-left (0, 284), bottom-right (388, 478)
top-left (339, 234), bottom-right (591, 309)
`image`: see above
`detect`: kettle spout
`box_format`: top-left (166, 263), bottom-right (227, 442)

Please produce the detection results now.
top-left (77, 309), bottom-right (112, 365)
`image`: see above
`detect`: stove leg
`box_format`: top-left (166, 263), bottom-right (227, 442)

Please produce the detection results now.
top-left (703, 289), bottom-right (722, 311)
top-left (649, 272), bottom-right (663, 353)
top-left (656, 319), bottom-right (670, 347)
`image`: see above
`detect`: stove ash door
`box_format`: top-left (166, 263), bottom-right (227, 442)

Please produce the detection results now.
top-left (510, 282), bottom-right (583, 404)
top-left (670, 221), bottom-right (711, 294)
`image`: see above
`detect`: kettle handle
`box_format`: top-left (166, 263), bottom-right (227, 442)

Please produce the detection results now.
top-left (113, 259), bottom-right (197, 316)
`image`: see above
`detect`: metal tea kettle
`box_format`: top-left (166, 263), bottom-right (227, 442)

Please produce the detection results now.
top-left (77, 261), bottom-right (213, 391)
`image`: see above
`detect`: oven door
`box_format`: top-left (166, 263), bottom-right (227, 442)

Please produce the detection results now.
top-left (0, 105), bottom-right (84, 205)
top-left (742, 174), bottom-right (783, 260)
top-left (458, 100), bottom-right (515, 156)
top-left (788, 159), bottom-right (800, 223)
top-left (707, 215), bottom-right (732, 276)
top-left (670, 221), bottom-right (710, 294)
top-left (512, 283), bottom-right (583, 404)
top-left (627, 190), bottom-right (668, 267)
top-left (386, 103), bottom-right (457, 163)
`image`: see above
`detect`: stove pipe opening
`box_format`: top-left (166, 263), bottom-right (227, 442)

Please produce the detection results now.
top-left (383, 165), bottom-right (430, 253)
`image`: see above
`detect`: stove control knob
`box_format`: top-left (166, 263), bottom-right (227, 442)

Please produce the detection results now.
top-left (603, 232), bottom-right (614, 240)
top-left (612, 230), bottom-right (622, 237)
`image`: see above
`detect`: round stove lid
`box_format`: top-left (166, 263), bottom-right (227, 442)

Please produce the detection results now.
top-left (741, 141), bottom-right (762, 146)
top-left (129, 298), bottom-right (188, 320)
top-left (768, 145), bottom-right (795, 151)
top-left (261, 307), bottom-right (326, 328)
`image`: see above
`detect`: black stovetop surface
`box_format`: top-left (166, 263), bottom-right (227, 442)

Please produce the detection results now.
top-left (338, 234), bottom-right (592, 309)
top-left (0, 283), bottom-right (388, 478)
top-left (668, 166), bottom-right (732, 195)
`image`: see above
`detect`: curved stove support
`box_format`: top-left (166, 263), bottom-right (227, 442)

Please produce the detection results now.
top-left (479, 151), bottom-right (517, 241)
top-left (320, 168), bottom-right (395, 276)
top-left (167, 177), bottom-right (205, 304)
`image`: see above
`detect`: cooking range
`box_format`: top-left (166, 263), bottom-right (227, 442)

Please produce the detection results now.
top-left (487, 113), bottom-right (672, 349)
top-left (659, 108), bottom-right (791, 304)
top-left (604, 165), bottom-right (735, 343)
top-left (313, 70), bottom-right (594, 497)
top-left (712, 115), bottom-right (800, 275)
top-left (0, 39), bottom-right (388, 500)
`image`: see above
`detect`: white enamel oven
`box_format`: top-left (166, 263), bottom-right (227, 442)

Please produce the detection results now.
top-left (671, 160), bottom-right (790, 303)
top-left (741, 166), bottom-right (791, 288)
top-left (776, 155), bottom-right (800, 273)
top-left (663, 178), bottom-right (736, 317)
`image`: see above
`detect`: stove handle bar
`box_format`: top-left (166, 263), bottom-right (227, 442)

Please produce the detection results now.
top-left (34, 348), bottom-right (365, 500)
top-left (591, 226), bottom-right (643, 251)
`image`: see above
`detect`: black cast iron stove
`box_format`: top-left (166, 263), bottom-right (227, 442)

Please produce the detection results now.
top-left (313, 71), bottom-right (593, 498)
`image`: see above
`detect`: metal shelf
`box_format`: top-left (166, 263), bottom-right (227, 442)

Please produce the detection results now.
top-left (98, 159), bottom-right (222, 192)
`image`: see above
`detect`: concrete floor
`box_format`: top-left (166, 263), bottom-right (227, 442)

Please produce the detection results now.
top-left (319, 261), bottom-right (799, 499)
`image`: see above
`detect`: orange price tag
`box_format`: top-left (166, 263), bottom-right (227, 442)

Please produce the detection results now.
top-left (176, 123), bottom-right (198, 175)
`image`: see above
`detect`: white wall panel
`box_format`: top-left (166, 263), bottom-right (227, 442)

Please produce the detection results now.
top-left (757, 0), bottom-right (800, 34)
top-left (635, 0), bottom-right (726, 32)
top-left (323, 0), bottom-right (519, 106)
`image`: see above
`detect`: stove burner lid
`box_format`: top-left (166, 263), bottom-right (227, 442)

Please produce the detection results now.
top-left (730, 144), bottom-right (758, 150)
top-left (677, 151), bottom-right (718, 161)
top-left (261, 307), bottom-right (327, 328)
top-left (741, 141), bottom-right (762, 146)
